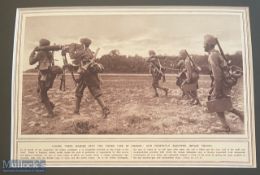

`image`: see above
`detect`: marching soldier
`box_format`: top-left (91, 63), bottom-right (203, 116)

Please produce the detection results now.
top-left (176, 59), bottom-right (188, 98)
top-left (147, 50), bottom-right (169, 97)
top-left (204, 34), bottom-right (244, 131)
top-left (29, 39), bottom-right (56, 117)
top-left (73, 38), bottom-right (110, 118)
top-left (178, 50), bottom-right (200, 105)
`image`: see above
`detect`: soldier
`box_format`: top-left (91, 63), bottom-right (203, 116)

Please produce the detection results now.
top-left (73, 38), bottom-right (110, 118)
top-left (29, 38), bottom-right (56, 117)
top-left (175, 59), bottom-right (189, 98)
top-left (147, 50), bottom-right (169, 97)
top-left (204, 34), bottom-right (244, 131)
top-left (179, 50), bottom-right (200, 105)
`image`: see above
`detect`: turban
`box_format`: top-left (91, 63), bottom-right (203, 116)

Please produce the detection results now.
top-left (204, 34), bottom-right (217, 46)
top-left (149, 50), bottom-right (156, 56)
top-left (179, 49), bottom-right (187, 58)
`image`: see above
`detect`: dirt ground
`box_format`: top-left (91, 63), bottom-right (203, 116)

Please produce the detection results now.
top-left (21, 74), bottom-right (244, 135)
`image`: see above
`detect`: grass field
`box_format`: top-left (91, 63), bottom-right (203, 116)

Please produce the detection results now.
top-left (21, 74), bottom-right (244, 134)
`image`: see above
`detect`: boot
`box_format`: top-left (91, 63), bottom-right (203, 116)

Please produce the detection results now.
top-left (217, 112), bottom-right (230, 132)
top-left (74, 97), bottom-right (81, 114)
top-left (102, 107), bottom-right (110, 118)
top-left (154, 93), bottom-right (159, 97)
top-left (96, 96), bottom-right (110, 118)
top-left (41, 95), bottom-right (54, 118)
top-left (230, 108), bottom-right (244, 123)
top-left (190, 99), bottom-right (195, 105)
top-left (192, 98), bottom-right (201, 106)
top-left (43, 101), bottom-right (54, 118)
top-left (50, 101), bottom-right (55, 110)
top-left (153, 88), bottom-right (159, 97)
top-left (164, 88), bottom-right (169, 96)
top-left (43, 112), bottom-right (54, 118)
top-left (181, 92), bottom-right (185, 98)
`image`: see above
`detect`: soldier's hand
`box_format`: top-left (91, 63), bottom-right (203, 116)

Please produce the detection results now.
top-left (181, 80), bottom-right (188, 87)
top-left (184, 78), bottom-right (191, 84)
top-left (33, 46), bottom-right (39, 52)
top-left (163, 77), bottom-right (166, 82)
top-left (61, 49), bottom-right (67, 56)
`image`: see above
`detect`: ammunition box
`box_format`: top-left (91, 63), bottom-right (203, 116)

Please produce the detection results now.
top-left (206, 97), bottom-right (233, 113)
top-left (182, 83), bottom-right (197, 92)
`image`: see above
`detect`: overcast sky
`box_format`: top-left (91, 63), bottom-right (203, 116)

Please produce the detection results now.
top-left (22, 14), bottom-right (243, 70)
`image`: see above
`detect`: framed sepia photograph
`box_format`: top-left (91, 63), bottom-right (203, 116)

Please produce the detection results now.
top-left (10, 6), bottom-right (256, 168)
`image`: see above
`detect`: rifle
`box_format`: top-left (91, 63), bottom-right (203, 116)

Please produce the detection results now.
top-left (148, 57), bottom-right (166, 82)
top-left (147, 57), bottom-right (165, 74)
top-left (216, 39), bottom-right (231, 66)
top-left (184, 50), bottom-right (201, 72)
top-left (216, 39), bottom-right (243, 76)
top-left (164, 67), bottom-right (179, 71)
top-left (81, 48), bottom-right (100, 71)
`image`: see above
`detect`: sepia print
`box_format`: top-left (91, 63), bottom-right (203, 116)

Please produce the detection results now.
top-left (11, 7), bottom-right (256, 167)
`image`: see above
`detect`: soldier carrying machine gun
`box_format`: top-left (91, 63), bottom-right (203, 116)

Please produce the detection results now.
top-left (29, 39), bottom-right (63, 118)
top-left (33, 38), bottom-right (110, 118)
top-left (34, 44), bottom-right (77, 91)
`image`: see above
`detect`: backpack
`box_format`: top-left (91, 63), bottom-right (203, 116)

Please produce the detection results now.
top-left (222, 65), bottom-right (243, 88)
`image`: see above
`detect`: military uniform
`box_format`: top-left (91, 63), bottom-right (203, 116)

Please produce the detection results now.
top-left (176, 60), bottom-right (186, 90)
top-left (208, 49), bottom-right (229, 99)
top-left (178, 50), bottom-right (200, 105)
top-left (204, 35), bottom-right (244, 131)
top-left (29, 39), bottom-right (55, 117)
top-left (73, 38), bottom-right (109, 118)
top-left (147, 51), bottom-right (168, 97)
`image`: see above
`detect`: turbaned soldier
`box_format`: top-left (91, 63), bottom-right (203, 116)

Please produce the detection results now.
top-left (204, 34), bottom-right (244, 131)
top-left (179, 49), bottom-right (200, 105)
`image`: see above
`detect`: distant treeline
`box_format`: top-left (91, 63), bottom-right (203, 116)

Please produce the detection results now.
top-left (96, 50), bottom-right (243, 74)
top-left (25, 50), bottom-right (243, 74)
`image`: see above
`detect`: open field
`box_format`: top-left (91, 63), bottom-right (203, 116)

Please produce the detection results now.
top-left (21, 74), bottom-right (244, 134)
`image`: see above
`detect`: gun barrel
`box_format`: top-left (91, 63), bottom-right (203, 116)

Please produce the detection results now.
top-left (216, 39), bottom-right (230, 65)
top-left (94, 48), bottom-right (100, 59)
top-left (35, 45), bottom-right (62, 52)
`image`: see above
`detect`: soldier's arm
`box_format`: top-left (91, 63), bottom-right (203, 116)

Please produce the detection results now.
top-left (29, 48), bottom-right (40, 65)
top-left (185, 59), bottom-right (192, 82)
top-left (209, 53), bottom-right (223, 82)
top-left (219, 54), bottom-right (228, 69)
top-left (148, 64), bottom-right (153, 74)
top-left (50, 53), bottom-right (55, 66)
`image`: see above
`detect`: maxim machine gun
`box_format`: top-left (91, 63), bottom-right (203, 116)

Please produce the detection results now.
top-left (206, 39), bottom-right (243, 113)
top-left (34, 43), bottom-right (103, 91)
